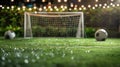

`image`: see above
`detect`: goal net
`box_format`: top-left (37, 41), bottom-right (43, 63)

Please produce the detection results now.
top-left (24, 12), bottom-right (84, 38)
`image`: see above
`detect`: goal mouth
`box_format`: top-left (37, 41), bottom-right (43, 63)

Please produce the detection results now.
top-left (24, 12), bottom-right (84, 38)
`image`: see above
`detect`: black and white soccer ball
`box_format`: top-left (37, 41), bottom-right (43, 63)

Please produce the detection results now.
top-left (95, 29), bottom-right (108, 41)
top-left (4, 30), bottom-right (16, 39)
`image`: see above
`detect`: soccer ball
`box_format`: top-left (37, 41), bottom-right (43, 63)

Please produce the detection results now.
top-left (95, 29), bottom-right (108, 41)
top-left (4, 30), bottom-right (16, 39)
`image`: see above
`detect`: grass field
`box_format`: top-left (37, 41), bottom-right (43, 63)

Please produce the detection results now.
top-left (0, 37), bottom-right (120, 67)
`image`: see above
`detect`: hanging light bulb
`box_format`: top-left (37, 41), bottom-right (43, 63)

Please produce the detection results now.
top-left (112, 4), bottom-right (115, 7)
top-left (43, 6), bottom-right (46, 10)
top-left (116, 4), bottom-right (120, 6)
top-left (95, 4), bottom-right (98, 7)
top-left (26, 0), bottom-right (30, 2)
top-left (7, 6), bottom-right (10, 9)
top-left (69, 8), bottom-right (72, 11)
top-left (2, 7), bottom-right (4, 9)
top-left (28, 8), bottom-right (32, 11)
top-left (107, 6), bottom-right (110, 8)
top-left (95, 0), bottom-right (99, 2)
top-left (78, 0), bottom-right (81, 2)
top-left (99, 4), bottom-right (102, 7)
top-left (39, 8), bottom-right (42, 11)
top-left (70, 3), bottom-right (74, 7)
top-left (103, 6), bottom-right (106, 8)
top-left (11, 6), bottom-right (14, 9)
top-left (64, 6), bottom-right (67, 9)
top-left (88, 5), bottom-right (91, 8)
top-left (58, 0), bottom-right (61, 3)
top-left (83, 7), bottom-right (86, 10)
top-left (79, 7), bottom-right (82, 10)
top-left (17, 7), bottom-right (21, 10)
top-left (92, 7), bottom-right (95, 9)
top-left (61, 5), bottom-right (64, 8)
top-left (11, 0), bottom-right (14, 2)
top-left (64, 0), bottom-right (67, 2)
top-left (104, 3), bottom-right (107, 6)
top-left (42, 0), bottom-right (46, 2)
top-left (81, 5), bottom-right (84, 8)
top-left (111, 0), bottom-right (114, 2)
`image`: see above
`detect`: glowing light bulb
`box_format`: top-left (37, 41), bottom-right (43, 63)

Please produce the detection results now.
top-left (11, 6), bottom-right (14, 9)
top-left (112, 4), bottom-right (115, 7)
top-left (83, 7), bottom-right (86, 10)
top-left (7, 6), bottom-right (10, 9)
top-left (17, 7), bottom-right (20, 10)
top-left (111, 0), bottom-right (114, 2)
top-left (69, 8), bottom-right (72, 11)
top-left (74, 7), bottom-right (77, 10)
top-left (95, 0), bottom-right (99, 2)
top-left (103, 6), bottom-right (106, 8)
top-left (33, 6), bottom-right (37, 9)
top-left (95, 4), bottom-right (98, 7)
top-left (43, 6), bottom-right (46, 9)
top-left (78, 0), bottom-right (81, 2)
top-left (99, 4), bottom-right (102, 7)
top-left (64, 0), bottom-right (67, 2)
top-left (26, 0), bottom-right (30, 2)
top-left (79, 7), bottom-right (82, 10)
top-left (64, 6), bottom-right (67, 9)
top-left (28, 8), bottom-right (32, 11)
top-left (104, 3), bottom-right (107, 6)
top-left (61, 5), bottom-right (64, 8)
top-left (117, 4), bottom-right (120, 6)
top-left (107, 6), bottom-right (110, 8)
top-left (70, 3), bottom-right (74, 7)
top-left (81, 5), bottom-right (84, 8)
top-left (88, 5), bottom-right (91, 8)
top-left (34, 11), bottom-right (37, 14)
top-left (2, 6), bottom-right (5, 9)
top-left (58, 0), bottom-right (61, 3)
top-left (42, 0), bottom-right (45, 2)
top-left (39, 8), bottom-right (42, 11)
top-left (11, 0), bottom-right (14, 2)
top-left (92, 7), bottom-right (95, 9)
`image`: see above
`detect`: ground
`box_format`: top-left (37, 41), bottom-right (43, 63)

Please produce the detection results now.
top-left (0, 37), bottom-right (120, 67)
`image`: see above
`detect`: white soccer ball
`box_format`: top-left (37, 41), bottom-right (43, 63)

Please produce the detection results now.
top-left (95, 29), bottom-right (108, 41)
top-left (4, 30), bottom-right (16, 39)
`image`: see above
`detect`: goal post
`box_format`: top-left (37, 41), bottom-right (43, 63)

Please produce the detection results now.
top-left (24, 12), bottom-right (84, 38)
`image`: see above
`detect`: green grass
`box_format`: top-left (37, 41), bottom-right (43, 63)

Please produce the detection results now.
top-left (0, 37), bottom-right (120, 67)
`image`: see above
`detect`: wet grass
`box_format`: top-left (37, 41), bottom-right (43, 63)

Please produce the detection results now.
top-left (0, 37), bottom-right (120, 67)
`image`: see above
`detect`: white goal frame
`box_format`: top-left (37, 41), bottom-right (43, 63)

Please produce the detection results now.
top-left (24, 12), bottom-right (84, 38)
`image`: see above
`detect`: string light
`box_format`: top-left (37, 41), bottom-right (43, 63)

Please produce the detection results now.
top-left (17, 7), bottom-right (21, 10)
top-left (111, 0), bottom-right (114, 2)
top-left (11, 0), bottom-right (14, 2)
top-left (39, 8), bottom-right (42, 11)
top-left (58, 0), bottom-right (61, 3)
top-left (7, 6), bottom-right (10, 9)
top-left (42, 0), bottom-right (46, 2)
top-left (116, 4), bottom-right (120, 6)
top-left (103, 6), bottom-right (106, 8)
top-left (95, 0), bottom-right (99, 2)
top-left (2, 7), bottom-right (4, 9)
top-left (28, 8), bottom-right (32, 11)
top-left (43, 6), bottom-right (47, 10)
top-left (88, 5), bottom-right (91, 8)
top-left (26, 0), bottom-right (30, 2)
top-left (92, 7), bottom-right (95, 9)
top-left (64, 0), bottom-right (67, 2)
top-left (11, 6), bottom-right (14, 9)
top-left (99, 4), bottom-right (102, 7)
top-left (83, 7), bottom-right (86, 10)
top-left (78, 0), bottom-right (81, 2)
top-left (70, 3), bottom-right (74, 7)
top-left (79, 7), bottom-right (82, 10)
top-left (95, 4), bottom-right (98, 7)
top-left (104, 3), bottom-right (107, 6)
top-left (107, 6), bottom-right (110, 8)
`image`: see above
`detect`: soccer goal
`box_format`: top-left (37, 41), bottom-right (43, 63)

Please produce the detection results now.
top-left (24, 12), bottom-right (84, 38)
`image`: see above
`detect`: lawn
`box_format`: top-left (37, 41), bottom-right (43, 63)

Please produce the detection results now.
top-left (0, 37), bottom-right (120, 67)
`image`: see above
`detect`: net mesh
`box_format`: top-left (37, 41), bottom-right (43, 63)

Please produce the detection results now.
top-left (24, 12), bottom-right (84, 38)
